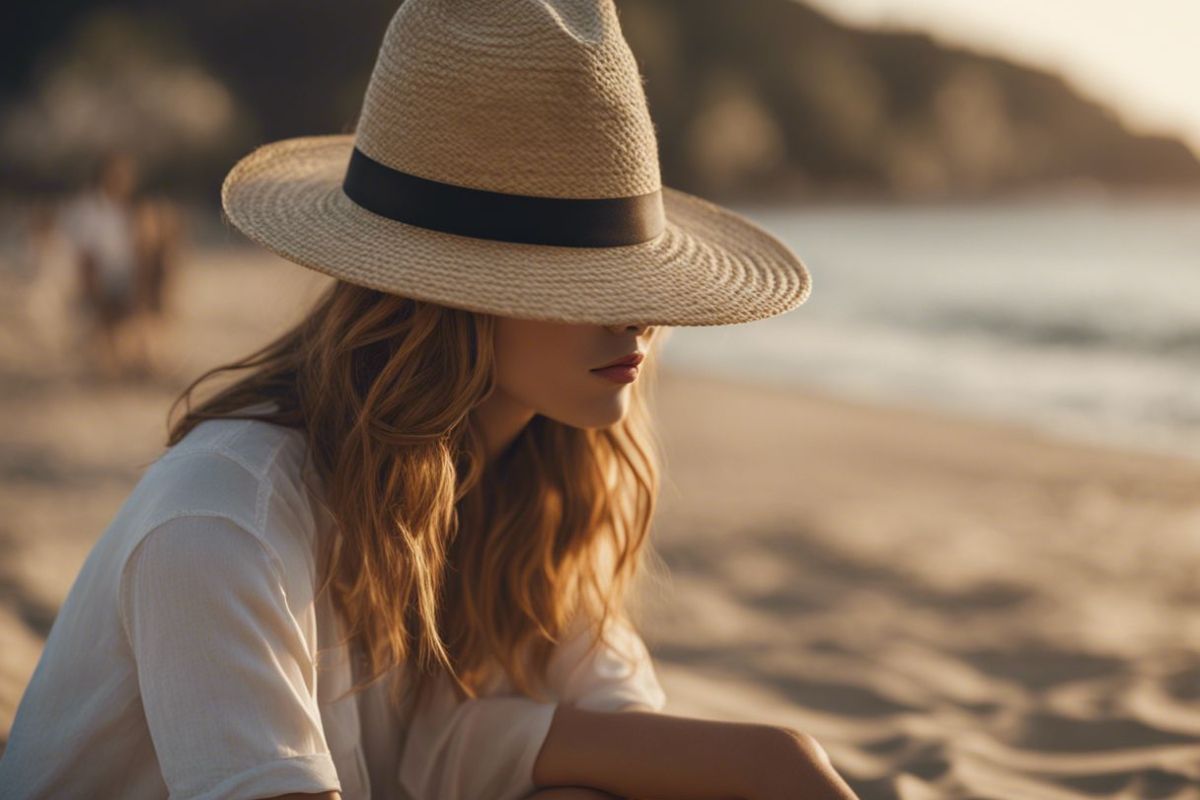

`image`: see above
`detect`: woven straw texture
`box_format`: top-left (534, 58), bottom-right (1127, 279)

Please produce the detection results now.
top-left (356, 0), bottom-right (661, 198)
top-left (220, 0), bottom-right (811, 326)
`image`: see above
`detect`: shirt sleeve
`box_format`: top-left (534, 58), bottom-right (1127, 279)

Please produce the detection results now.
top-left (544, 613), bottom-right (668, 713)
top-left (120, 514), bottom-right (342, 800)
top-left (396, 613), bottom-right (666, 800)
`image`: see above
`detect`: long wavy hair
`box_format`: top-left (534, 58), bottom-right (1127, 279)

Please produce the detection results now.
top-left (165, 277), bottom-right (668, 720)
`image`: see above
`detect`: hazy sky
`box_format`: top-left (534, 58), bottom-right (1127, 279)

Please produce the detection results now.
top-left (803, 0), bottom-right (1200, 155)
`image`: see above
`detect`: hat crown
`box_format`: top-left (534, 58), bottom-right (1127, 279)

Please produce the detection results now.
top-left (353, 0), bottom-right (662, 200)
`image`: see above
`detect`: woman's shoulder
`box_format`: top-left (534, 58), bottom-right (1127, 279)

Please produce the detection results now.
top-left (158, 408), bottom-right (307, 480)
top-left (120, 412), bottom-right (326, 579)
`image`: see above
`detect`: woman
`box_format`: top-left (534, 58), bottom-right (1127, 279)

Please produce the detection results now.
top-left (0, 1), bottom-right (858, 798)
top-left (58, 151), bottom-right (146, 380)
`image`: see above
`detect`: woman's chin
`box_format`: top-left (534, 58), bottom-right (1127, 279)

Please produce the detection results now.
top-left (552, 398), bottom-right (629, 430)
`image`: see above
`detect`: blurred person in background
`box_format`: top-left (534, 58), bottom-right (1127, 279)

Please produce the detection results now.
top-left (59, 150), bottom-right (153, 381)
top-left (131, 196), bottom-right (183, 376)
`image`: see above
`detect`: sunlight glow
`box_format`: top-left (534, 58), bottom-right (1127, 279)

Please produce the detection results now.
top-left (802, 0), bottom-right (1200, 154)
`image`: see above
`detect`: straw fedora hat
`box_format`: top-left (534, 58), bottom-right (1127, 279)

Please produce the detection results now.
top-left (220, 0), bottom-right (811, 326)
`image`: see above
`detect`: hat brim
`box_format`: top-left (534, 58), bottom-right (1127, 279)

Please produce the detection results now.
top-left (220, 135), bottom-right (810, 326)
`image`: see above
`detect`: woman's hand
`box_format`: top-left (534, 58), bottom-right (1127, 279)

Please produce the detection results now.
top-left (740, 726), bottom-right (860, 800)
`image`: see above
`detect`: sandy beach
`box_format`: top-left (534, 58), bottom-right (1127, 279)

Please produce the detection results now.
top-left (3, 244), bottom-right (1200, 799)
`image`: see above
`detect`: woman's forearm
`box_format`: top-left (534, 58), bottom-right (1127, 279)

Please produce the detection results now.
top-left (530, 704), bottom-right (776, 800)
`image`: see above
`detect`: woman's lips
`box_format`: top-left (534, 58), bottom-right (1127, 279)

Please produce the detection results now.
top-left (590, 364), bottom-right (640, 384)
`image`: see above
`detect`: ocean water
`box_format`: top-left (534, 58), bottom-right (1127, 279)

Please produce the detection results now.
top-left (659, 196), bottom-right (1200, 459)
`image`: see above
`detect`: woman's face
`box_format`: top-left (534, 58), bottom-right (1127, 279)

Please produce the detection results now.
top-left (490, 317), bottom-right (657, 430)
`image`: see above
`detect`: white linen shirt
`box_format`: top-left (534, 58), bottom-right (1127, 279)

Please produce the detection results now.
top-left (0, 414), bottom-right (667, 799)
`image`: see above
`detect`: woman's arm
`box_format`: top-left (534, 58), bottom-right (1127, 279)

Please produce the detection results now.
top-left (531, 704), bottom-right (859, 800)
top-left (121, 516), bottom-right (343, 798)
top-left (395, 615), bottom-right (668, 799)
